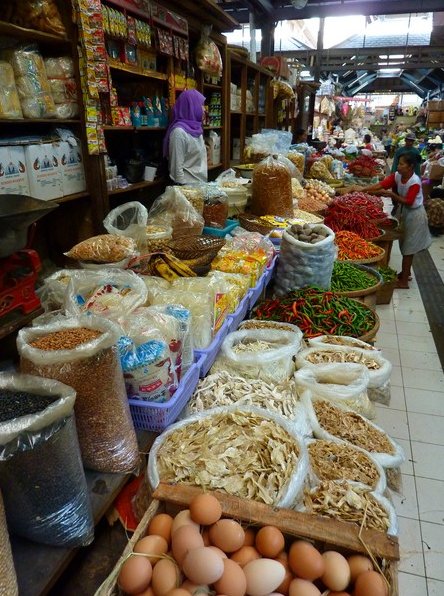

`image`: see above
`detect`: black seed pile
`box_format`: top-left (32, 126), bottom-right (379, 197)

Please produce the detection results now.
top-left (0, 390), bottom-right (57, 422)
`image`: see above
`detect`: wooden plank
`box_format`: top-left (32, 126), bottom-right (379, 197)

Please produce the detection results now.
top-left (0, 20), bottom-right (70, 44)
top-left (108, 179), bottom-right (164, 196)
top-left (153, 483), bottom-right (400, 561)
top-left (0, 308), bottom-right (44, 341)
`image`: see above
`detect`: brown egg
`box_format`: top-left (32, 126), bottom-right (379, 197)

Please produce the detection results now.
top-left (165, 591), bottom-right (191, 596)
top-left (152, 558), bottom-right (180, 596)
top-left (321, 551), bottom-right (350, 592)
top-left (135, 587), bottom-right (155, 596)
top-left (209, 519), bottom-right (245, 553)
top-left (347, 555), bottom-right (373, 583)
top-left (202, 528), bottom-right (211, 546)
top-left (276, 551), bottom-right (289, 566)
top-left (255, 526), bottom-right (285, 558)
top-left (182, 547), bottom-right (225, 584)
top-left (214, 558), bottom-right (247, 596)
top-left (288, 578), bottom-right (321, 596)
top-left (189, 493), bottom-right (222, 526)
top-left (276, 566), bottom-right (293, 595)
top-left (354, 571), bottom-right (388, 596)
top-left (288, 541), bottom-right (325, 581)
top-left (148, 514), bottom-right (174, 545)
top-left (172, 510), bottom-right (200, 536)
top-left (231, 546), bottom-right (262, 567)
top-left (134, 535), bottom-right (169, 565)
top-left (118, 555), bottom-right (153, 595)
top-left (172, 525), bottom-right (205, 566)
top-left (208, 545), bottom-right (228, 559)
top-left (327, 592), bottom-right (351, 595)
top-left (243, 528), bottom-right (256, 547)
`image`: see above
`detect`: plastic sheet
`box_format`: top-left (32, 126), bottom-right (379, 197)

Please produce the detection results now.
top-left (0, 373), bottom-right (94, 547)
top-left (18, 316), bottom-right (140, 474)
top-left (148, 187), bottom-right (204, 239)
top-left (103, 201), bottom-right (149, 248)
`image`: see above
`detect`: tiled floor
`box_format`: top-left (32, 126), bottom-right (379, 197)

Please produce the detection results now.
top-left (373, 236), bottom-right (444, 596)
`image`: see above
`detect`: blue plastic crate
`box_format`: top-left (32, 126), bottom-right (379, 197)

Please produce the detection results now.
top-left (248, 274), bottom-right (266, 310)
top-left (128, 362), bottom-right (200, 432)
top-left (263, 254), bottom-right (278, 287)
top-left (194, 317), bottom-right (232, 378)
top-left (203, 219), bottom-right (239, 238)
top-left (227, 292), bottom-right (250, 331)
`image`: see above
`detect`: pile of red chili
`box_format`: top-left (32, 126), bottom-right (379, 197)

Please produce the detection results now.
top-left (253, 287), bottom-right (377, 338)
top-left (324, 200), bottom-right (382, 239)
top-left (333, 192), bottom-right (388, 221)
top-left (348, 155), bottom-right (379, 178)
top-left (335, 231), bottom-right (383, 261)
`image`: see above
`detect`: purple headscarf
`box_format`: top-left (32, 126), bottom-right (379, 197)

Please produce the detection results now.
top-left (163, 89), bottom-right (205, 157)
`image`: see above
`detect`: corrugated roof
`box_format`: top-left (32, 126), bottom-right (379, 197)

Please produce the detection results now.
top-left (334, 32), bottom-right (431, 49)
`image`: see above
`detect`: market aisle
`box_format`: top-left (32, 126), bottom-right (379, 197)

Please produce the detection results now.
top-left (373, 237), bottom-right (444, 596)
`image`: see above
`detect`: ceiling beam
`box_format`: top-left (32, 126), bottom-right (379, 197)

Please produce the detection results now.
top-left (400, 75), bottom-right (426, 97)
top-left (221, 0), bottom-right (444, 23)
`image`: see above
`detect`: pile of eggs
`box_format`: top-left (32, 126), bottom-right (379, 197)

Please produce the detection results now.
top-left (117, 493), bottom-right (389, 596)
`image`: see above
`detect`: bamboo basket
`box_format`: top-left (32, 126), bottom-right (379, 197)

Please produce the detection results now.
top-left (338, 243), bottom-right (386, 267)
top-left (95, 483), bottom-right (399, 596)
top-left (376, 280), bottom-right (397, 305)
top-left (358, 309), bottom-right (380, 343)
top-left (167, 235), bottom-right (226, 261)
top-left (333, 264), bottom-right (383, 308)
top-left (238, 213), bottom-right (275, 235)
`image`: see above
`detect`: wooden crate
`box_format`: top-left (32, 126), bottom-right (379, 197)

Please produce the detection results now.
top-left (96, 483), bottom-right (399, 596)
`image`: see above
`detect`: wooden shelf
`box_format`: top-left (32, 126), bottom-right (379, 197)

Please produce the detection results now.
top-left (0, 118), bottom-right (81, 125)
top-left (0, 20), bottom-right (70, 44)
top-left (109, 62), bottom-right (167, 81)
top-left (0, 308), bottom-right (44, 342)
top-left (135, 126), bottom-right (167, 131)
top-left (103, 125), bottom-right (134, 131)
top-left (204, 126), bottom-right (223, 130)
top-left (108, 179), bottom-right (163, 195)
top-left (230, 110), bottom-right (243, 115)
top-left (51, 191), bottom-right (90, 204)
top-left (103, 126), bottom-right (167, 132)
top-left (203, 83), bottom-right (222, 90)
top-left (11, 431), bottom-right (156, 596)
top-left (208, 162), bottom-right (223, 170)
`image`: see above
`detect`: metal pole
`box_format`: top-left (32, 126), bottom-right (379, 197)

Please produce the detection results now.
top-left (249, 11), bottom-right (257, 63)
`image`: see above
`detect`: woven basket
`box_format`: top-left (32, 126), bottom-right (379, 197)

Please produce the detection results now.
top-left (333, 265), bottom-right (383, 308)
top-left (376, 280), bottom-right (396, 305)
top-left (368, 228), bottom-right (386, 243)
top-left (238, 213), bottom-right (275, 235)
top-left (358, 308), bottom-right (380, 344)
top-left (339, 243), bottom-right (386, 266)
top-left (167, 235), bottom-right (225, 261)
top-left (0, 492), bottom-right (19, 596)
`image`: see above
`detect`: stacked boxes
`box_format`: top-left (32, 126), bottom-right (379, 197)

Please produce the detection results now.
top-left (427, 99), bottom-right (444, 127)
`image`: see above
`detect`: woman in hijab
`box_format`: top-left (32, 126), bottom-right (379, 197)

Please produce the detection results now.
top-left (163, 89), bottom-right (208, 185)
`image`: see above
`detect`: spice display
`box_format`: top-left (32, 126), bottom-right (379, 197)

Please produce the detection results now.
top-left (64, 234), bottom-right (137, 263)
top-left (325, 203), bottom-right (382, 239)
top-left (335, 230), bottom-right (384, 262)
top-left (312, 399), bottom-right (394, 454)
top-left (254, 288), bottom-right (377, 339)
top-left (18, 319), bottom-right (140, 474)
top-left (348, 155), bottom-right (379, 178)
top-left (154, 410), bottom-right (302, 505)
top-left (304, 480), bottom-right (390, 532)
top-left (0, 389), bottom-right (56, 421)
top-left (251, 156), bottom-right (293, 218)
top-left (188, 371), bottom-right (299, 419)
top-left (308, 440), bottom-right (381, 489)
top-left (330, 262), bottom-right (378, 292)
top-left (0, 491), bottom-right (18, 596)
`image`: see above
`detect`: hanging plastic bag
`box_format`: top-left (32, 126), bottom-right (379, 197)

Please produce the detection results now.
top-left (195, 25), bottom-right (223, 77)
top-left (294, 363), bottom-right (375, 419)
top-left (103, 201), bottom-right (149, 249)
top-left (18, 315), bottom-right (140, 474)
top-left (0, 373), bottom-right (94, 546)
top-left (148, 186), bottom-right (204, 239)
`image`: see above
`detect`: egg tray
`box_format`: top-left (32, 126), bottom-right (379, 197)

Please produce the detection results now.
top-left (96, 483), bottom-right (399, 596)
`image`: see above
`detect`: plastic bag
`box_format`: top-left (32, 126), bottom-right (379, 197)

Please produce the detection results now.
top-left (202, 185), bottom-right (229, 229)
top-left (308, 334), bottom-right (381, 352)
top-left (146, 304), bottom-right (194, 371)
top-left (0, 490), bottom-right (18, 595)
top-left (294, 363), bottom-right (375, 419)
top-left (18, 315), bottom-right (140, 473)
top-left (212, 328), bottom-right (302, 383)
top-left (64, 269), bottom-right (147, 322)
top-left (305, 438), bottom-right (387, 494)
top-left (65, 234), bottom-right (137, 264)
top-left (103, 201), bottom-right (149, 248)
top-left (148, 187), bottom-right (204, 239)
top-left (6, 0), bottom-right (66, 36)
top-left (301, 391), bottom-right (404, 469)
top-left (195, 26), bottom-right (222, 77)
top-left (215, 168), bottom-right (250, 188)
top-left (251, 155), bottom-right (293, 217)
top-left (274, 224), bottom-right (336, 296)
top-left (38, 269), bottom-right (75, 312)
top-left (287, 151), bottom-right (305, 175)
top-left (147, 405), bottom-right (309, 508)
top-left (44, 56), bottom-right (78, 118)
top-left (0, 61), bottom-right (23, 119)
top-left (0, 372), bottom-right (94, 546)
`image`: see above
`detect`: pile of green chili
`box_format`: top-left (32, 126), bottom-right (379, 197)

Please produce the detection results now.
top-left (377, 266), bottom-right (397, 284)
top-left (253, 287), bottom-right (377, 338)
top-left (330, 262), bottom-right (378, 292)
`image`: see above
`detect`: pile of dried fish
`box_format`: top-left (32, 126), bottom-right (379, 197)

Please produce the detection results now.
top-left (188, 371), bottom-right (299, 419)
top-left (232, 340), bottom-right (276, 353)
top-left (304, 480), bottom-right (390, 532)
top-left (308, 440), bottom-right (380, 489)
top-left (313, 400), bottom-right (395, 454)
top-left (317, 336), bottom-right (379, 351)
top-left (305, 350), bottom-right (381, 370)
top-left (156, 411), bottom-right (300, 505)
top-left (240, 320), bottom-right (300, 333)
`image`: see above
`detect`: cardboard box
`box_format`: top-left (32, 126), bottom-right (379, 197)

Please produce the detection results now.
top-left (58, 141), bottom-right (87, 196)
top-left (0, 145), bottom-right (30, 196)
top-left (24, 143), bottom-right (63, 201)
top-left (427, 99), bottom-right (444, 112)
top-left (427, 162), bottom-right (444, 181)
top-left (427, 111), bottom-right (444, 124)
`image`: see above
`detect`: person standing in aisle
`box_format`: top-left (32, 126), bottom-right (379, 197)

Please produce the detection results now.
top-left (163, 89), bottom-right (208, 185)
top-left (391, 132), bottom-right (422, 175)
top-left (360, 153), bottom-right (432, 289)
top-left (362, 134), bottom-right (375, 152)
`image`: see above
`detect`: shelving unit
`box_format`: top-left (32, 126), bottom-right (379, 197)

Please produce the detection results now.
top-left (108, 179), bottom-right (165, 195)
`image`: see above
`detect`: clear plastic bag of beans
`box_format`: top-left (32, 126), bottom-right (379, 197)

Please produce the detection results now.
top-left (0, 490), bottom-right (18, 595)
top-left (17, 315), bottom-right (140, 474)
top-left (0, 373), bottom-right (94, 547)
top-left (251, 155), bottom-right (293, 218)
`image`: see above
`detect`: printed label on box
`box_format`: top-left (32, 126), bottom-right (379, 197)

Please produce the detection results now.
top-left (24, 143), bottom-right (63, 201)
top-left (58, 141), bottom-right (86, 196)
top-left (0, 145), bottom-right (30, 196)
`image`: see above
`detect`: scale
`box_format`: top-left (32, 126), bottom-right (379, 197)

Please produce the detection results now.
top-left (0, 195), bottom-right (58, 318)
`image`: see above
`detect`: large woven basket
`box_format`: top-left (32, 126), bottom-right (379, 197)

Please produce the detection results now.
top-left (167, 235), bottom-right (225, 261)
top-left (333, 265), bottom-right (383, 308)
top-left (238, 213), bottom-right (275, 235)
top-left (338, 243), bottom-right (386, 266)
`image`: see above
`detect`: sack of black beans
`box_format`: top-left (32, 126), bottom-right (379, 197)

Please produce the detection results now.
top-left (0, 490), bottom-right (18, 595)
top-left (0, 373), bottom-right (94, 547)
top-left (17, 315), bottom-right (141, 474)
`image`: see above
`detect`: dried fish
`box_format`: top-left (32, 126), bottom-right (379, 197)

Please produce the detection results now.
top-left (313, 400), bottom-right (394, 454)
top-left (308, 440), bottom-right (380, 489)
top-left (232, 340), bottom-right (276, 353)
top-left (304, 480), bottom-right (390, 532)
top-left (319, 336), bottom-right (379, 351)
top-left (157, 411), bottom-right (300, 505)
top-left (305, 350), bottom-right (380, 370)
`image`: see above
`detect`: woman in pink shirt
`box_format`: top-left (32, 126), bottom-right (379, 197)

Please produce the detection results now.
top-left (360, 153), bottom-right (432, 288)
